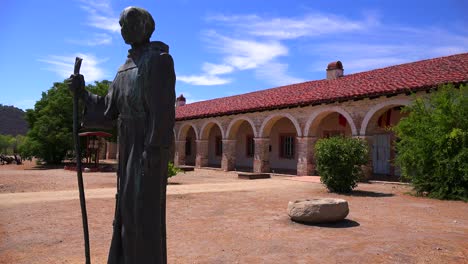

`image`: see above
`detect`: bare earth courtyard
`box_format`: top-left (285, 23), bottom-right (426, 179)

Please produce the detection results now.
top-left (0, 162), bottom-right (467, 264)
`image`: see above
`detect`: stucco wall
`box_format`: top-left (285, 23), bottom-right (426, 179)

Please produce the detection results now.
top-left (208, 125), bottom-right (222, 166)
top-left (235, 121), bottom-right (254, 168)
top-left (269, 118), bottom-right (297, 171)
top-left (174, 92), bottom-right (423, 176)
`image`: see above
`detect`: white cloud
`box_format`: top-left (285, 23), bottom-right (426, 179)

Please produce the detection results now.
top-left (255, 62), bottom-right (305, 86)
top-left (67, 33), bottom-right (112, 46)
top-left (177, 74), bottom-right (231, 86)
top-left (189, 12), bottom-right (374, 86)
top-left (178, 63), bottom-right (234, 86)
top-left (207, 13), bottom-right (373, 39)
top-left (202, 63), bottom-right (233, 75)
top-left (190, 11), bottom-right (468, 86)
top-left (178, 34), bottom-right (288, 86)
top-left (204, 31), bottom-right (288, 70)
top-left (307, 27), bottom-right (468, 74)
top-left (38, 53), bottom-right (108, 82)
top-left (78, 0), bottom-right (119, 33)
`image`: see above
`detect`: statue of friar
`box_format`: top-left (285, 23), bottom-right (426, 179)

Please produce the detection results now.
top-left (68, 6), bottom-right (175, 264)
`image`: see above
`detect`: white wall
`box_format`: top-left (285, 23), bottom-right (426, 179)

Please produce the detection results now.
top-left (185, 128), bottom-right (196, 165)
top-left (269, 118), bottom-right (297, 171)
top-left (317, 112), bottom-right (351, 137)
top-left (235, 121), bottom-right (254, 168)
top-left (208, 126), bottom-right (222, 166)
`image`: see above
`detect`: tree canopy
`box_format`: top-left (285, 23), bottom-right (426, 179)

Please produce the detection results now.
top-left (19, 80), bottom-right (111, 164)
top-left (394, 84), bottom-right (468, 201)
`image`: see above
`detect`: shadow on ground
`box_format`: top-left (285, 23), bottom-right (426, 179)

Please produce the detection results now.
top-left (295, 219), bottom-right (360, 228)
top-left (342, 190), bottom-right (394, 197)
top-left (24, 164), bottom-right (65, 170)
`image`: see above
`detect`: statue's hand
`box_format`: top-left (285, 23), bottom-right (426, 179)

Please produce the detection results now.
top-left (66, 74), bottom-right (85, 96)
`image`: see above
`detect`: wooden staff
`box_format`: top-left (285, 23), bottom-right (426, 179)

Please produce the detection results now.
top-left (72, 57), bottom-right (91, 264)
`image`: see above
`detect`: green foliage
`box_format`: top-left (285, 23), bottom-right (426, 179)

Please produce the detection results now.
top-left (167, 162), bottom-right (182, 178)
top-left (86, 80), bottom-right (112, 96)
top-left (315, 136), bottom-right (368, 193)
top-left (394, 84), bottom-right (468, 201)
top-left (19, 81), bottom-right (74, 164)
top-left (85, 80), bottom-right (117, 143)
top-left (19, 80), bottom-right (113, 164)
top-left (8, 135), bottom-right (24, 154)
top-left (0, 134), bottom-right (13, 153)
top-left (1, 133), bottom-right (26, 155)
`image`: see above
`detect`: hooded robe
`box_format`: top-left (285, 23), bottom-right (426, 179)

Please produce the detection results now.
top-left (82, 41), bottom-right (175, 264)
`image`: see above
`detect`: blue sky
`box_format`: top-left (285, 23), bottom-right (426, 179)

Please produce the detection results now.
top-left (1, 0), bottom-right (467, 110)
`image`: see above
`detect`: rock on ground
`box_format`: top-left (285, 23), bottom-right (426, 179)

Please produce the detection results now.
top-left (288, 198), bottom-right (349, 223)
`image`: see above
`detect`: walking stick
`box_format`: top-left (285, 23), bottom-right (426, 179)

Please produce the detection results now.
top-left (72, 57), bottom-right (91, 264)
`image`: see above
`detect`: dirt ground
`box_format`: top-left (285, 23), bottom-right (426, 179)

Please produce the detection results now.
top-left (0, 162), bottom-right (467, 264)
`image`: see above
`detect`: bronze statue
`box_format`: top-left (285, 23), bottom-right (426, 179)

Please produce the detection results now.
top-left (68, 6), bottom-right (176, 264)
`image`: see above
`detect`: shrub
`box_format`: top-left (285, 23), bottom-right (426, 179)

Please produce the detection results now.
top-left (394, 84), bottom-right (468, 201)
top-left (315, 136), bottom-right (368, 193)
top-left (168, 162), bottom-right (182, 179)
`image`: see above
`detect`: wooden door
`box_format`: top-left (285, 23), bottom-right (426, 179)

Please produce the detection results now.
top-left (373, 134), bottom-right (391, 175)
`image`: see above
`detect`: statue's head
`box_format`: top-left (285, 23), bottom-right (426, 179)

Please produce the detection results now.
top-left (119, 7), bottom-right (155, 46)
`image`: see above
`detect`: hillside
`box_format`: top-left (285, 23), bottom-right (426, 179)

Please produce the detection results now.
top-left (0, 105), bottom-right (28, 135)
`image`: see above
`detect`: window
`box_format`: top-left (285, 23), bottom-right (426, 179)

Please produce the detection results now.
top-left (280, 134), bottom-right (295, 159)
top-left (246, 135), bottom-right (254, 157)
top-left (215, 136), bottom-right (222, 156)
top-left (185, 137), bottom-right (191, 156)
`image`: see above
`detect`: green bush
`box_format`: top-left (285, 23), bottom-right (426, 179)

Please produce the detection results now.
top-left (394, 84), bottom-right (468, 201)
top-left (315, 136), bottom-right (368, 193)
top-left (168, 162), bottom-right (182, 179)
top-left (19, 81), bottom-right (74, 164)
top-left (19, 80), bottom-right (113, 164)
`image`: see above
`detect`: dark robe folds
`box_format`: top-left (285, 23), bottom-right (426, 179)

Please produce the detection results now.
top-left (82, 41), bottom-right (175, 264)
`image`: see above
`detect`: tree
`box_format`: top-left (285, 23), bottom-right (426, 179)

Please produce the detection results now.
top-left (394, 84), bottom-right (468, 201)
top-left (85, 80), bottom-right (117, 143)
top-left (9, 135), bottom-right (25, 154)
top-left (86, 80), bottom-right (112, 96)
top-left (0, 134), bottom-right (13, 153)
top-left (315, 136), bottom-right (368, 193)
top-left (19, 80), bottom-right (112, 164)
top-left (19, 81), bottom-right (74, 163)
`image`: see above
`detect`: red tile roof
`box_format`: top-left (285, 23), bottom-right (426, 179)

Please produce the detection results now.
top-left (176, 53), bottom-right (468, 121)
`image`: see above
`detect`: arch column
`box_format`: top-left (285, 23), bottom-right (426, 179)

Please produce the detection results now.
top-left (296, 136), bottom-right (318, 176)
top-left (253, 138), bottom-right (270, 173)
top-left (195, 140), bottom-right (209, 168)
top-left (174, 140), bottom-right (186, 166)
top-left (355, 135), bottom-right (374, 180)
top-left (221, 139), bottom-right (236, 171)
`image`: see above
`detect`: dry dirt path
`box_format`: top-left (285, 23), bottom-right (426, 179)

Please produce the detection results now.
top-left (2, 164), bottom-right (468, 264)
top-left (0, 178), bottom-right (303, 207)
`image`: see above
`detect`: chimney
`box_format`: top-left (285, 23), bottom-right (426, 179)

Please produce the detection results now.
top-left (175, 94), bottom-right (186, 107)
top-left (326, 61), bottom-right (344, 80)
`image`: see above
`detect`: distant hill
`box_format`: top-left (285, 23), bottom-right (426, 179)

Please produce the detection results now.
top-left (0, 104), bottom-right (28, 135)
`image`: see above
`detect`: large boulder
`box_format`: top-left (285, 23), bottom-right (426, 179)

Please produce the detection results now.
top-left (287, 198), bottom-right (349, 223)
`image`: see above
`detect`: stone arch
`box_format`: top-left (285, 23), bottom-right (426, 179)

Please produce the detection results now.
top-left (259, 113), bottom-right (302, 138)
top-left (177, 123), bottom-right (199, 141)
top-left (360, 99), bottom-right (411, 136)
top-left (226, 116), bottom-right (258, 139)
top-left (200, 120), bottom-right (225, 140)
top-left (304, 106), bottom-right (358, 137)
